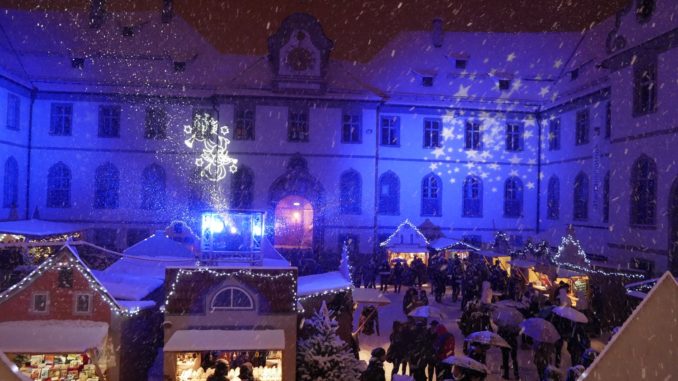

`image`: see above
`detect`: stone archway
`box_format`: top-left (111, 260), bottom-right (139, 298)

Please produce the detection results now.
top-left (268, 154), bottom-right (325, 253)
top-left (669, 177), bottom-right (678, 275)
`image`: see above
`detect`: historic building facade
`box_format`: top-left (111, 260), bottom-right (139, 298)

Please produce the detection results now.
top-left (0, 0), bottom-right (677, 274)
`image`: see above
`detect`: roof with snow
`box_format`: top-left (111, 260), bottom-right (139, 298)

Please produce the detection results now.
top-left (0, 219), bottom-right (87, 237)
top-left (123, 230), bottom-right (195, 258)
top-left (0, 245), bottom-right (140, 315)
top-left (297, 271), bottom-right (352, 297)
top-left (0, 320), bottom-right (109, 353)
top-left (582, 272), bottom-right (678, 380)
top-left (380, 219), bottom-right (429, 252)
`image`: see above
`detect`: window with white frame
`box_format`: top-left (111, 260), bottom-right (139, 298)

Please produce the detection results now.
top-left (505, 123), bottom-right (523, 151)
top-left (465, 121), bottom-right (482, 150)
top-left (74, 293), bottom-right (92, 314)
top-left (380, 116), bottom-right (399, 146)
top-left (32, 292), bottom-right (49, 313)
top-left (210, 286), bottom-right (254, 311)
top-left (341, 113), bottom-right (361, 143)
top-left (423, 118), bottom-right (442, 148)
top-left (6, 93), bottom-right (19, 130)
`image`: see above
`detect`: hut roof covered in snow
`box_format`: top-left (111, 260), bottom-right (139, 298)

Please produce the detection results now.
top-left (123, 230), bottom-right (195, 258)
top-left (0, 219), bottom-right (86, 237)
top-left (582, 272), bottom-right (678, 380)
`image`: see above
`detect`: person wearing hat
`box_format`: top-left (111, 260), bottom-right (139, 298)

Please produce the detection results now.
top-left (360, 347), bottom-right (386, 381)
top-left (206, 359), bottom-right (230, 381)
top-left (237, 362), bottom-right (258, 381)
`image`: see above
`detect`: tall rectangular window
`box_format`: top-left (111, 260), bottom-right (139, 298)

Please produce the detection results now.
top-left (465, 121), bottom-right (481, 150)
top-left (380, 116), bottom-right (400, 146)
top-left (423, 118), bottom-right (442, 148)
top-left (98, 105), bottom-right (121, 138)
top-left (50, 103), bottom-right (73, 136)
top-left (575, 109), bottom-right (589, 145)
top-left (235, 106), bottom-right (255, 140)
top-left (633, 60), bottom-right (657, 116)
top-left (548, 118), bottom-right (561, 151)
top-left (6, 94), bottom-right (19, 130)
top-left (341, 113), bottom-right (361, 143)
top-left (505, 123), bottom-right (523, 151)
top-left (288, 109), bottom-right (309, 142)
top-left (144, 107), bottom-right (167, 139)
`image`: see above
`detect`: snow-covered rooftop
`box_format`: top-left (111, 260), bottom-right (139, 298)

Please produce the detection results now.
top-left (0, 219), bottom-right (87, 236)
top-left (123, 231), bottom-right (195, 258)
top-left (91, 269), bottom-right (164, 301)
top-left (297, 271), bottom-right (352, 297)
top-left (0, 320), bottom-right (109, 353)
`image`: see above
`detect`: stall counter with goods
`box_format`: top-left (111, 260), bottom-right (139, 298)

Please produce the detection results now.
top-left (175, 351), bottom-right (282, 381)
top-left (11, 353), bottom-right (101, 381)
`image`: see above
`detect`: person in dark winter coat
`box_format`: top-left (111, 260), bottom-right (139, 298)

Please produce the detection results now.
top-left (533, 341), bottom-right (555, 381)
top-left (237, 362), bottom-right (258, 381)
top-left (361, 347), bottom-right (386, 381)
top-left (409, 320), bottom-right (434, 381)
top-left (567, 324), bottom-right (590, 366)
top-left (498, 325), bottom-right (520, 380)
top-left (392, 262), bottom-right (404, 293)
top-left (431, 323), bottom-right (455, 380)
top-left (387, 321), bottom-right (407, 376)
top-left (403, 287), bottom-right (418, 315)
top-left (359, 305), bottom-right (380, 336)
top-left (206, 359), bottom-right (230, 381)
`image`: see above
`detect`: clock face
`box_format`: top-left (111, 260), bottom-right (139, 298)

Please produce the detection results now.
top-left (286, 47), bottom-right (315, 72)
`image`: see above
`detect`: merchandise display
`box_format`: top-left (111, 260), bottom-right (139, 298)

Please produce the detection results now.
top-left (12, 353), bottom-right (100, 381)
top-left (175, 351), bottom-right (282, 381)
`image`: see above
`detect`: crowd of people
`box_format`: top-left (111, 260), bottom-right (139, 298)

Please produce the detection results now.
top-left (357, 252), bottom-right (603, 381)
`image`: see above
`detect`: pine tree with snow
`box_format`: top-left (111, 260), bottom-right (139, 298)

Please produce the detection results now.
top-left (296, 302), bottom-right (364, 381)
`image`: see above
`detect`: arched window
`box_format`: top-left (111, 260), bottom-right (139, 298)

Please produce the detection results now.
top-left (378, 171), bottom-right (399, 215)
top-left (421, 173), bottom-right (442, 216)
top-left (547, 175), bottom-right (560, 220)
top-left (504, 177), bottom-right (523, 217)
top-left (141, 164), bottom-right (166, 210)
top-left (603, 171), bottom-right (610, 223)
top-left (2, 157), bottom-right (18, 208)
top-left (631, 155), bottom-right (657, 226)
top-left (230, 165), bottom-right (254, 209)
top-left (47, 162), bottom-right (71, 208)
top-left (339, 169), bottom-right (361, 214)
top-left (463, 176), bottom-right (482, 217)
top-left (210, 286), bottom-right (254, 311)
top-left (573, 172), bottom-right (589, 221)
top-left (94, 163), bottom-right (119, 209)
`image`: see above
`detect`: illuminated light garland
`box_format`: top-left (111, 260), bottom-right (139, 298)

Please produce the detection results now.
top-left (297, 286), bottom-right (353, 304)
top-left (553, 234), bottom-right (644, 279)
top-left (379, 219), bottom-right (430, 247)
top-left (184, 113), bottom-right (238, 181)
top-left (0, 245), bottom-right (142, 317)
top-left (163, 267), bottom-right (298, 312)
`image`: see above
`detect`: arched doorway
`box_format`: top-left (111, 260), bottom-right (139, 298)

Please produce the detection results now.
top-left (274, 195), bottom-right (313, 249)
top-left (669, 178), bottom-right (678, 275)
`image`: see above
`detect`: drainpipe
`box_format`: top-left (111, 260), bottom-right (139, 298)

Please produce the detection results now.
top-left (25, 89), bottom-right (36, 220)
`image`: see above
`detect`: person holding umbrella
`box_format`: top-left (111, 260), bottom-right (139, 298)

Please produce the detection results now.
top-left (442, 355), bottom-right (488, 381)
top-left (533, 341), bottom-right (556, 380)
top-left (497, 325), bottom-right (520, 380)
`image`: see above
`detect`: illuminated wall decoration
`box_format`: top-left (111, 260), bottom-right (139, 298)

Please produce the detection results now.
top-left (184, 113), bottom-right (238, 182)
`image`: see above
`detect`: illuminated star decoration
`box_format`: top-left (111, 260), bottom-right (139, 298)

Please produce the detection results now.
top-left (184, 113), bottom-right (238, 181)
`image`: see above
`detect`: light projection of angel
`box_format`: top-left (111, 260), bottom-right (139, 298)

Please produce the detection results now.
top-left (183, 113), bottom-right (238, 182)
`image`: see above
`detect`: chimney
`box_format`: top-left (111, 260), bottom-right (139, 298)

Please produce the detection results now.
top-left (432, 18), bottom-right (443, 48)
top-left (162, 0), bottom-right (173, 24)
top-left (89, 0), bottom-right (105, 29)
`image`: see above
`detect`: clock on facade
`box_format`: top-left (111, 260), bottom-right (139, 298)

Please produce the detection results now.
top-left (286, 47), bottom-right (315, 72)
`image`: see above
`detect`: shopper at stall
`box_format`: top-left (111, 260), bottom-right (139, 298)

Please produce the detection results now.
top-left (237, 362), bottom-right (259, 381)
top-left (207, 359), bottom-right (230, 381)
top-left (361, 347), bottom-right (386, 381)
top-left (392, 261), bottom-right (404, 293)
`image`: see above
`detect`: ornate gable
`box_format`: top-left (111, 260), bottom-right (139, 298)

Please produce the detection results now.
top-left (267, 13), bottom-right (334, 94)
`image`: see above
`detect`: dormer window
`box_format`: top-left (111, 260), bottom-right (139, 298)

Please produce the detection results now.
top-left (498, 79), bottom-right (511, 91)
top-left (173, 62), bottom-right (186, 73)
top-left (455, 59), bottom-right (467, 70)
top-left (422, 76), bottom-right (434, 87)
top-left (71, 58), bottom-right (85, 69)
top-left (122, 26), bottom-right (135, 37)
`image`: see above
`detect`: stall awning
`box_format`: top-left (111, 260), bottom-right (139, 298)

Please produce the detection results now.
top-left (165, 329), bottom-right (285, 352)
top-left (387, 245), bottom-right (428, 253)
top-left (0, 320), bottom-right (108, 353)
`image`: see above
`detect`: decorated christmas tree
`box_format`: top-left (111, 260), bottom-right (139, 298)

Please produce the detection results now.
top-left (297, 302), bottom-right (364, 381)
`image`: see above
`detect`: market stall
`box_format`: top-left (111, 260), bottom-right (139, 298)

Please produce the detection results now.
top-left (0, 320), bottom-right (110, 381)
top-left (380, 220), bottom-right (430, 266)
top-left (475, 250), bottom-right (511, 273)
top-left (555, 268), bottom-right (590, 309)
top-left (165, 330), bottom-right (285, 381)
top-left (429, 238), bottom-right (478, 261)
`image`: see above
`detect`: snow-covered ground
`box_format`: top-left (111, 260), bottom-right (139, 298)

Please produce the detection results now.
top-left (353, 286), bottom-right (605, 381)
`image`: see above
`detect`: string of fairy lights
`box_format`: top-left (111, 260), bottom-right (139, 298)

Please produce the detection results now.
top-left (378, 219), bottom-right (430, 247)
top-left (553, 234), bottom-right (644, 279)
top-left (0, 246), bottom-right (143, 316)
